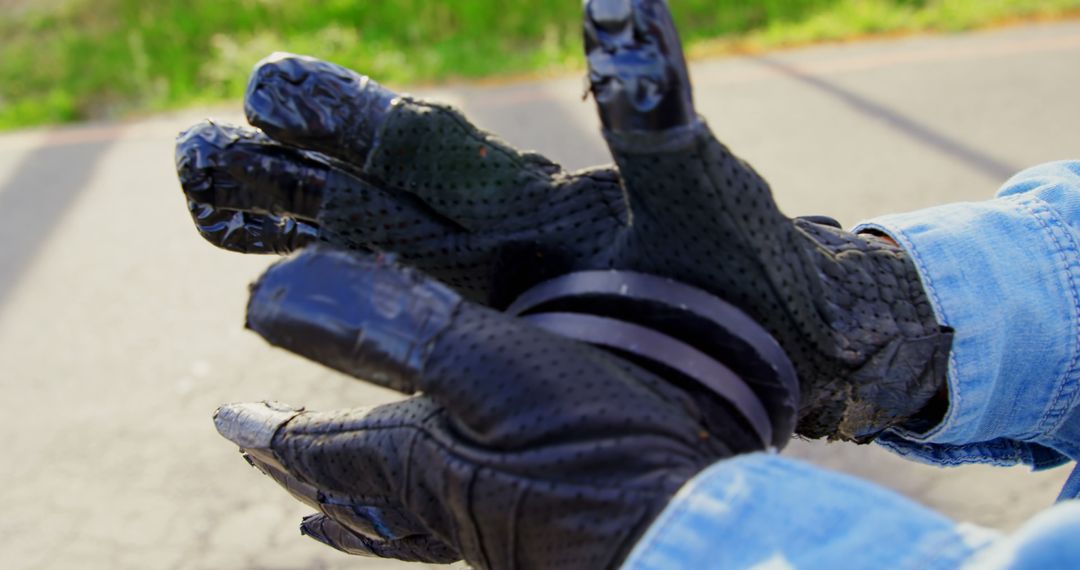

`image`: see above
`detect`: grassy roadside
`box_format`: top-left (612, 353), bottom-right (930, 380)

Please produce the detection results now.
top-left (2, 0), bottom-right (1079, 131)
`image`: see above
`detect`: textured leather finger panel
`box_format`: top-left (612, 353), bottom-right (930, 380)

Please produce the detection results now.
top-left (272, 399), bottom-right (442, 500)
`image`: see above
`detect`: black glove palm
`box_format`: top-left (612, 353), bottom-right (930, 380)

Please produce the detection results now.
top-left (178, 0), bottom-right (951, 442)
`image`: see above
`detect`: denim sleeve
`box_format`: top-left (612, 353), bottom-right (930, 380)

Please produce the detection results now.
top-left (852, 160), bottom-right (1080, 483)
top-left (621, 454), bottom-right (1080, 570)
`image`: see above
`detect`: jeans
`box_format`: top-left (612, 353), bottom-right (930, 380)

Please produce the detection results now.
top-left (623, 161), bottom-right (1080, 569)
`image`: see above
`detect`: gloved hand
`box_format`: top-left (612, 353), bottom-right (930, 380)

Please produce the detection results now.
top-left (215, 245), bottom-right (761, 569)
top-left (177, 0), bottom-right (952, 441)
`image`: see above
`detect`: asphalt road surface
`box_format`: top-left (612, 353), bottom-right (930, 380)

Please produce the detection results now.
top-left (3, 21), bottom-right (1080, 570)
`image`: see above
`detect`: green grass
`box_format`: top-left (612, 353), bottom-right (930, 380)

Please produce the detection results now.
top-left (2, 0), bottom-right (1079, 131)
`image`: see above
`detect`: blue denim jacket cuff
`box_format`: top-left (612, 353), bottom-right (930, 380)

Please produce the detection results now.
top-left (622, 454), bottom-right (997, 570)
top-left (853, 164), bottom-right (1080, 468)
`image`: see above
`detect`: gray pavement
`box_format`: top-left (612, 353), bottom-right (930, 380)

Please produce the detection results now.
top-left (3, 20), bottom-right (1080, 570)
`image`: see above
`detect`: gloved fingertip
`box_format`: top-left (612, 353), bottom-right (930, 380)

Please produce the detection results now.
top-left (175, 121), bottom-right (249, 190)
top-left (586, 0), bottom-right (632, 31)
top-left (244, 53), bottom-right (397, 165)
top-left (212, 401), bottom-right (302, 450)
top-left (299, 514), bottom-right (337, 550)
top-left (584, 0), bottom-right (695, 133)
top-left (299, 513), bottom-right (328, 539)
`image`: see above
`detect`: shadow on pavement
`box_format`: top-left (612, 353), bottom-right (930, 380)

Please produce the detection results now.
top-left (752, 55), bottom-right (1019, 181)
top-left (0, 133), bottom-right (116, 316)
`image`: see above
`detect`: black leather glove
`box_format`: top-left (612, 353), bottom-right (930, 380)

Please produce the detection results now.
top-left (177, 0), bottom-right (952, 441)
top-left (214, 245), bottom-right (761, 569)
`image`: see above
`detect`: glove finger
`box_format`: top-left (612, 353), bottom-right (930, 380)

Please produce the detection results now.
top-left (176, 121), bottom-right (325, 222)
top-left (245, 53), bottom-right (566, 231)
top-left (583, 1), bottom-right (795, 275)
top-left (244, 445), bottom-right (438, 544)
top-left (244, 53), bottom-right (396, 169)
top-left (176, 120), bottom-right (459, 255)
top-left (214, 400), bottom-right (454, 546)
top-left (245, 246), bottom-right (461, 395)
top-left (245, 246), bottom-right (708, 449)
top-left (582, 0), bottom-right (787, 234)
top-left (301, 513), bottom-right (460, 563)
top-left (585, 0), bottom-right (696, 133)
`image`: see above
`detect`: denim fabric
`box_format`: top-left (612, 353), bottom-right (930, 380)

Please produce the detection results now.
top-left (967, 501), bottom-right (1080, 568)
top-left (857, 161), bottom-right (1080, 481)
top-left (623, 454), bottom-right (1000, 570)
top-left (622, 454), bottom-right (1080, 570)
top-left (623, 162), bottom-right (1080, 568)
top-left (1060, 464), bottom-right (1080, 502)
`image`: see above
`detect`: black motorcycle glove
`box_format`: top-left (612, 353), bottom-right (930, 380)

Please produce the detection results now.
top-left (177, 0), bottom-right (952, 441)
top-left (214, 245), bottom-right (761, 569)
